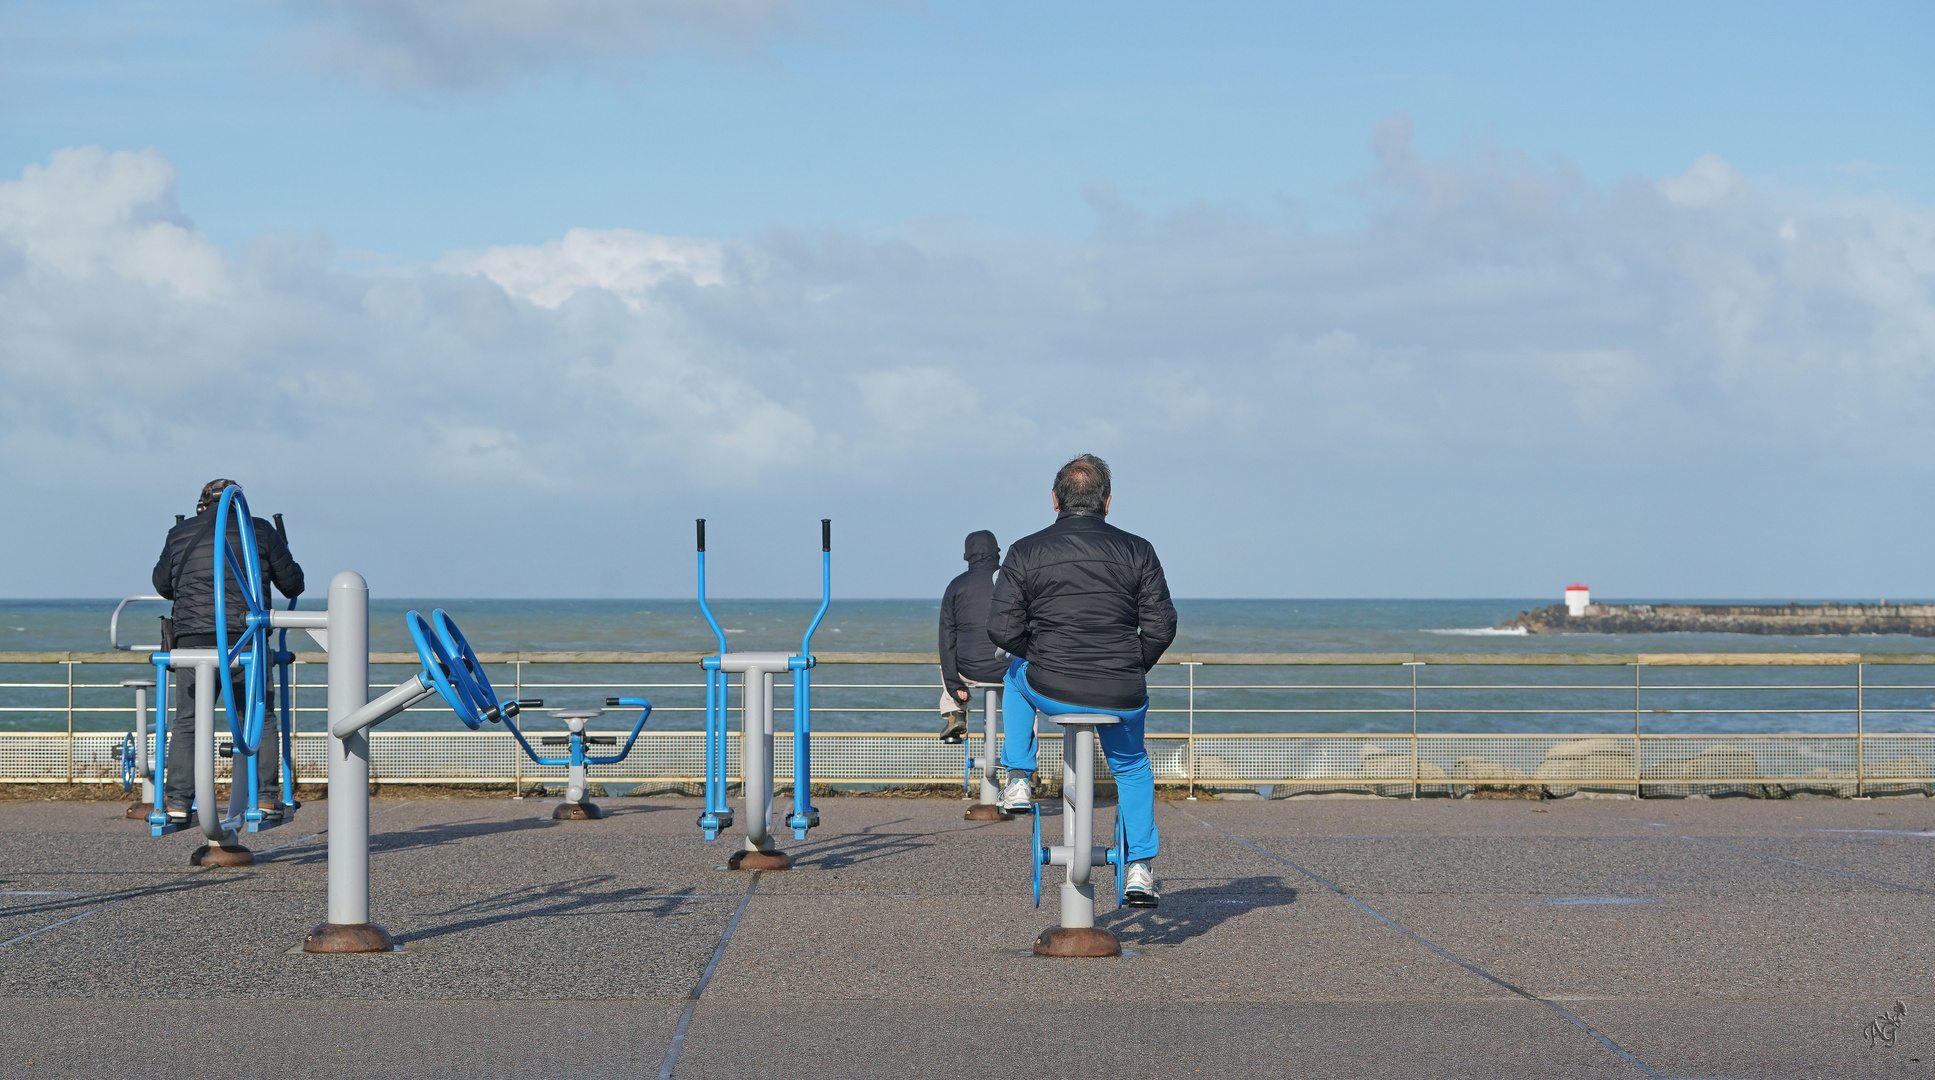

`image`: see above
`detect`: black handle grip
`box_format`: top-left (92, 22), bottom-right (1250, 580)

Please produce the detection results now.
top-left (822, 519), bottom-right (831, 552)
top-left (605, 697), bottom-right (622, 707)
top-left (175, 514), bottom-right (185, 526)
top-left (272, 513), bottom-right (287, 543)
top-left (517, 698), bottom-right (544, 709)
top-left (696, 519), bottom-right (706, 552)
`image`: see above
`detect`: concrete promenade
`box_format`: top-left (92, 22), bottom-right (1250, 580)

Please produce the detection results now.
top-left (0, 792), bottom-right (1930, 1079)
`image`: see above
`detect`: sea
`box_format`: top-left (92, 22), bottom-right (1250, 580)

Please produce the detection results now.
top-left (6, 598), bottom-right (1935, 737)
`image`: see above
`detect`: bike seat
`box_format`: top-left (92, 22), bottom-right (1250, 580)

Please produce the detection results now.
top-left (1050, 713), bottom-right (1121, 727)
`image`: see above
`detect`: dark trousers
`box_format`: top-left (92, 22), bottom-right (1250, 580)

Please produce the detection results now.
top-left (162, 634), bottom-right (280, 810)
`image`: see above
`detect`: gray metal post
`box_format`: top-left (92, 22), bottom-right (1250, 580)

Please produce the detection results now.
top-left (981, 684), bottom-right (1002, 805)
top-left (304, 570), bottom-right (393, 952)
top-left (740, 667), bottom-right (773, 852)
top-left (1060, 725), bottom-right (1097, 928)
top-left (123, 680), bottom-right (154, 809)
top-left (193, 658), bottom-right (225, 843)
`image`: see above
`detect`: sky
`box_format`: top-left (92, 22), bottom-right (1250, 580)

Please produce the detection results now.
top-left (0, 1), bottom-right (1931, 600)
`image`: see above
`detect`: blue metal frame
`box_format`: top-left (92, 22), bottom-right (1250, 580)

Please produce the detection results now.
top-left (211, 486), bottom-right (269, 824)
top-left (147, 653), bottom-right (169, 834)
top-left (1031, 803), bottom-right (1045, 907)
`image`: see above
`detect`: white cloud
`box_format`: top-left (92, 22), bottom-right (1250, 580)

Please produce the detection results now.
top-left (286, 0), bottom-right (805, 90)
top-left (445, 227), bottom-right (727, 309)
top-left (4, 123), bottom-right (1934, 596)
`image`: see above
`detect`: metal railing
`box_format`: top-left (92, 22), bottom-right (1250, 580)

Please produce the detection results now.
top-left (4, 651), bottom-right (1933, 796)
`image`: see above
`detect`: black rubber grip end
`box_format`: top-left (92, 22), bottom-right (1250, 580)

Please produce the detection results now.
top-left (822, 519), bottom-right (831, 552)
top-left (696, 519), bottom-right (706, 552)
top-left (605, 697), bottom-right (622, 707)
top-left (517, 698), bottom-right (544, 708)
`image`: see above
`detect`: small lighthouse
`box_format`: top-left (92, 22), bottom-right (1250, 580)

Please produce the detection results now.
top-left (1565, 584), bottom-right (1590, 618)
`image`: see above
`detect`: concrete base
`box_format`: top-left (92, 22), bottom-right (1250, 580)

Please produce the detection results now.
top-left (303, 921), bottom-right (397, 954)
top-left (553, 801), bottom-right (605, 821)
top-left (727, 849), bottom-right (792, 871)
top-left (124, 803), bottom-right (146, 820)
top-left (1033, 925), bottom-right (1121, 958)
top-left (963, 803), bottom-right (1012, 822)
top-left (189, 844), bottom-right (254, 868)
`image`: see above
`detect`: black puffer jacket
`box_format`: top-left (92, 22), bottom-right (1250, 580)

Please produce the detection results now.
top-left (987, 511), bottom-right (1177, 710)
top-left (152, 509), bottom-right (305, 637)
top-left (939, 531), bottom-right (1006, 696)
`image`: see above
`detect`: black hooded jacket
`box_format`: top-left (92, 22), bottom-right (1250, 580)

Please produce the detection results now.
top-left (939, 531), bottom-right (1007, 696)
top-left (986, 511), bottom-right (1177, 710)
top-left (151, 508), bottom-right (305, 638)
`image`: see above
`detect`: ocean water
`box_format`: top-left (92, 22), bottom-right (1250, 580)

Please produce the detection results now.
top-left (6, 597), bottom-right (1935, 736)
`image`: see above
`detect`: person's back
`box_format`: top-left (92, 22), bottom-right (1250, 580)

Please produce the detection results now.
top-left (937, 530), bottom-right (1006, 742)
top-left (987, 454), bottom-right (1175, 907)
top-left (988, 515), bottom-right (1174, 711)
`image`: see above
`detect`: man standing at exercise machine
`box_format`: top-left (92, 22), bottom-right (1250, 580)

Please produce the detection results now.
top-left (988, 454), bottom-right (1176, 908)
top-left (937, 530), bottom-right (1005, 744)
top-left (151, 479), bottom-right (305, 826)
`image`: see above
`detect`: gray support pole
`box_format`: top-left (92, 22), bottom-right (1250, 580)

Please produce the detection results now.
top-left (981, 685), bottom-right (1001, 805)
top-left (741, 669), bottom-right (773, 852)
top-left (194, 659), bottom-right (225, 844)
top-left (1059, 725), bottom-right (1096, 929)
top-left (305, 570), bottom-right (393, 952)
top-left (132, 684), bottom-right (154, 808)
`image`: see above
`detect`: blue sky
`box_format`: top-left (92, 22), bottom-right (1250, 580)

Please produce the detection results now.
top-left (1, 1), bottom-right (1932, 599)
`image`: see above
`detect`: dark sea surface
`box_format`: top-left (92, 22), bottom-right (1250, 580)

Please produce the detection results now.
top-left (6, 598), bottom-right (1935, 736)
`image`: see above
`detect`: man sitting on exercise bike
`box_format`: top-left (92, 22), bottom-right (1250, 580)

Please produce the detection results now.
top-left (988, 454), bottom-right (1176, 908)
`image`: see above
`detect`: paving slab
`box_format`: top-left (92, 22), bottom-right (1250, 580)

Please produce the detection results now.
top-left (0, 793), bottom-right (1930, 1079)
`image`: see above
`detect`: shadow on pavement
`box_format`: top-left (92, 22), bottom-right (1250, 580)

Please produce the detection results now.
top-left (1099, 875), bottom-right (1298, 946)
top-left (789, 818), bottom-right (936, 870)
top-left (404, 874), bottom-right (725, 941)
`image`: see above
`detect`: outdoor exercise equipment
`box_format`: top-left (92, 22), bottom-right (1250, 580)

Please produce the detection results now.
top-left (109, 597), bottom-right (165, 819)
top-left (1026, 714), bottom-right (1129, 957)
top-left (959, 680), bottom-right (1011, 821)
top-left (134, 487), bottom-right (302, 866)
top-left (118, 679), bottom-right (154, 819)
top-left (695, 518), bottom-right (831, 869)
top-left (305, 594), bottom-right (548, 951)
top-left (511, 701), bottom-right (654, 820)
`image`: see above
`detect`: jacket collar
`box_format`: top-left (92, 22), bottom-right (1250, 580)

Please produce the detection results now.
top-left (1055, 510), bottom-right (1105, 522)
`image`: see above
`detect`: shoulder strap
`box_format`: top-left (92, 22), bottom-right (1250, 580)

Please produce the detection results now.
top-left (169, 515), bottom-right (221, 597)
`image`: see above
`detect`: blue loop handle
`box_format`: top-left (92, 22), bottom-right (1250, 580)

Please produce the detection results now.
top-left (1031, 803), bottom-right (1044, 907)
top-left (211, 486), bottom-right (268, 756)
top-left (1110, 811), bottom-right (1128, 906)
top-left (120, 733), bottom-right (136, 792)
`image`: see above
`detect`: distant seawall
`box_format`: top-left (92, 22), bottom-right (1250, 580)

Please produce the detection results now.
top-left (1505, 602), bottom-right (1935, 637)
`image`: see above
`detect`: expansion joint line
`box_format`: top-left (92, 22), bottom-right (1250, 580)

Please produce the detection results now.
top-left (1175, 806), bottom-right (1664, 1079)
top-left (658, 871), bottom-right (761, 1080)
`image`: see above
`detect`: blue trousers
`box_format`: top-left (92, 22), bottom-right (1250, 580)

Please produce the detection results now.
top-left (999, 659), bottom-right (1159, 863)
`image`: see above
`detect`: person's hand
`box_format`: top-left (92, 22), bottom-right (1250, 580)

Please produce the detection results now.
top-left (953, 689), bottom-right (970, 702)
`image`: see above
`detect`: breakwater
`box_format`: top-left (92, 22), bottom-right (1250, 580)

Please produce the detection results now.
top-left (1506, 602), bottom-right (1935, 637)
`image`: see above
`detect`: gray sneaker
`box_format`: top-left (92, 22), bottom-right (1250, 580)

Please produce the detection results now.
top-left (1124, 861), bottom-right (1159, 908)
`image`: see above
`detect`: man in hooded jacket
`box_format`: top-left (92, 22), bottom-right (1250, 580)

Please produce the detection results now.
top-left (151, 479), bottom-right (305, 824)
top-left (937, 530), bottom-right (1005, 743)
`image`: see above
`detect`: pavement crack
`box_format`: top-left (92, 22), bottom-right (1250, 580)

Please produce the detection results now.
top-left (1175, 804), bottom-right (1665, 1079)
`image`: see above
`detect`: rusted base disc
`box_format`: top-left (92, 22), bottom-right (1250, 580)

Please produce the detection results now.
top-left (190, 844), bottom-right (254, 868)
top-left (964, 803), bottom-right (1013, 822)
top-left (303, 921), bottom-right (396, 954)
top-left (553, 801), bottom-right (605, 821)
top-left (1033, 926), bottom-right (1121, 958)
top-left (125, 803), bottom-right (147, 820)
top-left (727, 849), bottom-right (792, 871)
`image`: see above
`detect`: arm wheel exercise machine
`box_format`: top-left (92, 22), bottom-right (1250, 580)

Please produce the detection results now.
top-left (695, 518), bottom-right (832, 871)
top-left (137, 487), bottom-right (303, 866)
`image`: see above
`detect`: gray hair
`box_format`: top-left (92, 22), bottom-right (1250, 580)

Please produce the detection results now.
top-left (1052, 454), bottom-right (1111, 516)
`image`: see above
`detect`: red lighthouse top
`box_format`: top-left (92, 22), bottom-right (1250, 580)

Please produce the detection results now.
top-left (1566, 583), bottom-right (1589, 591)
